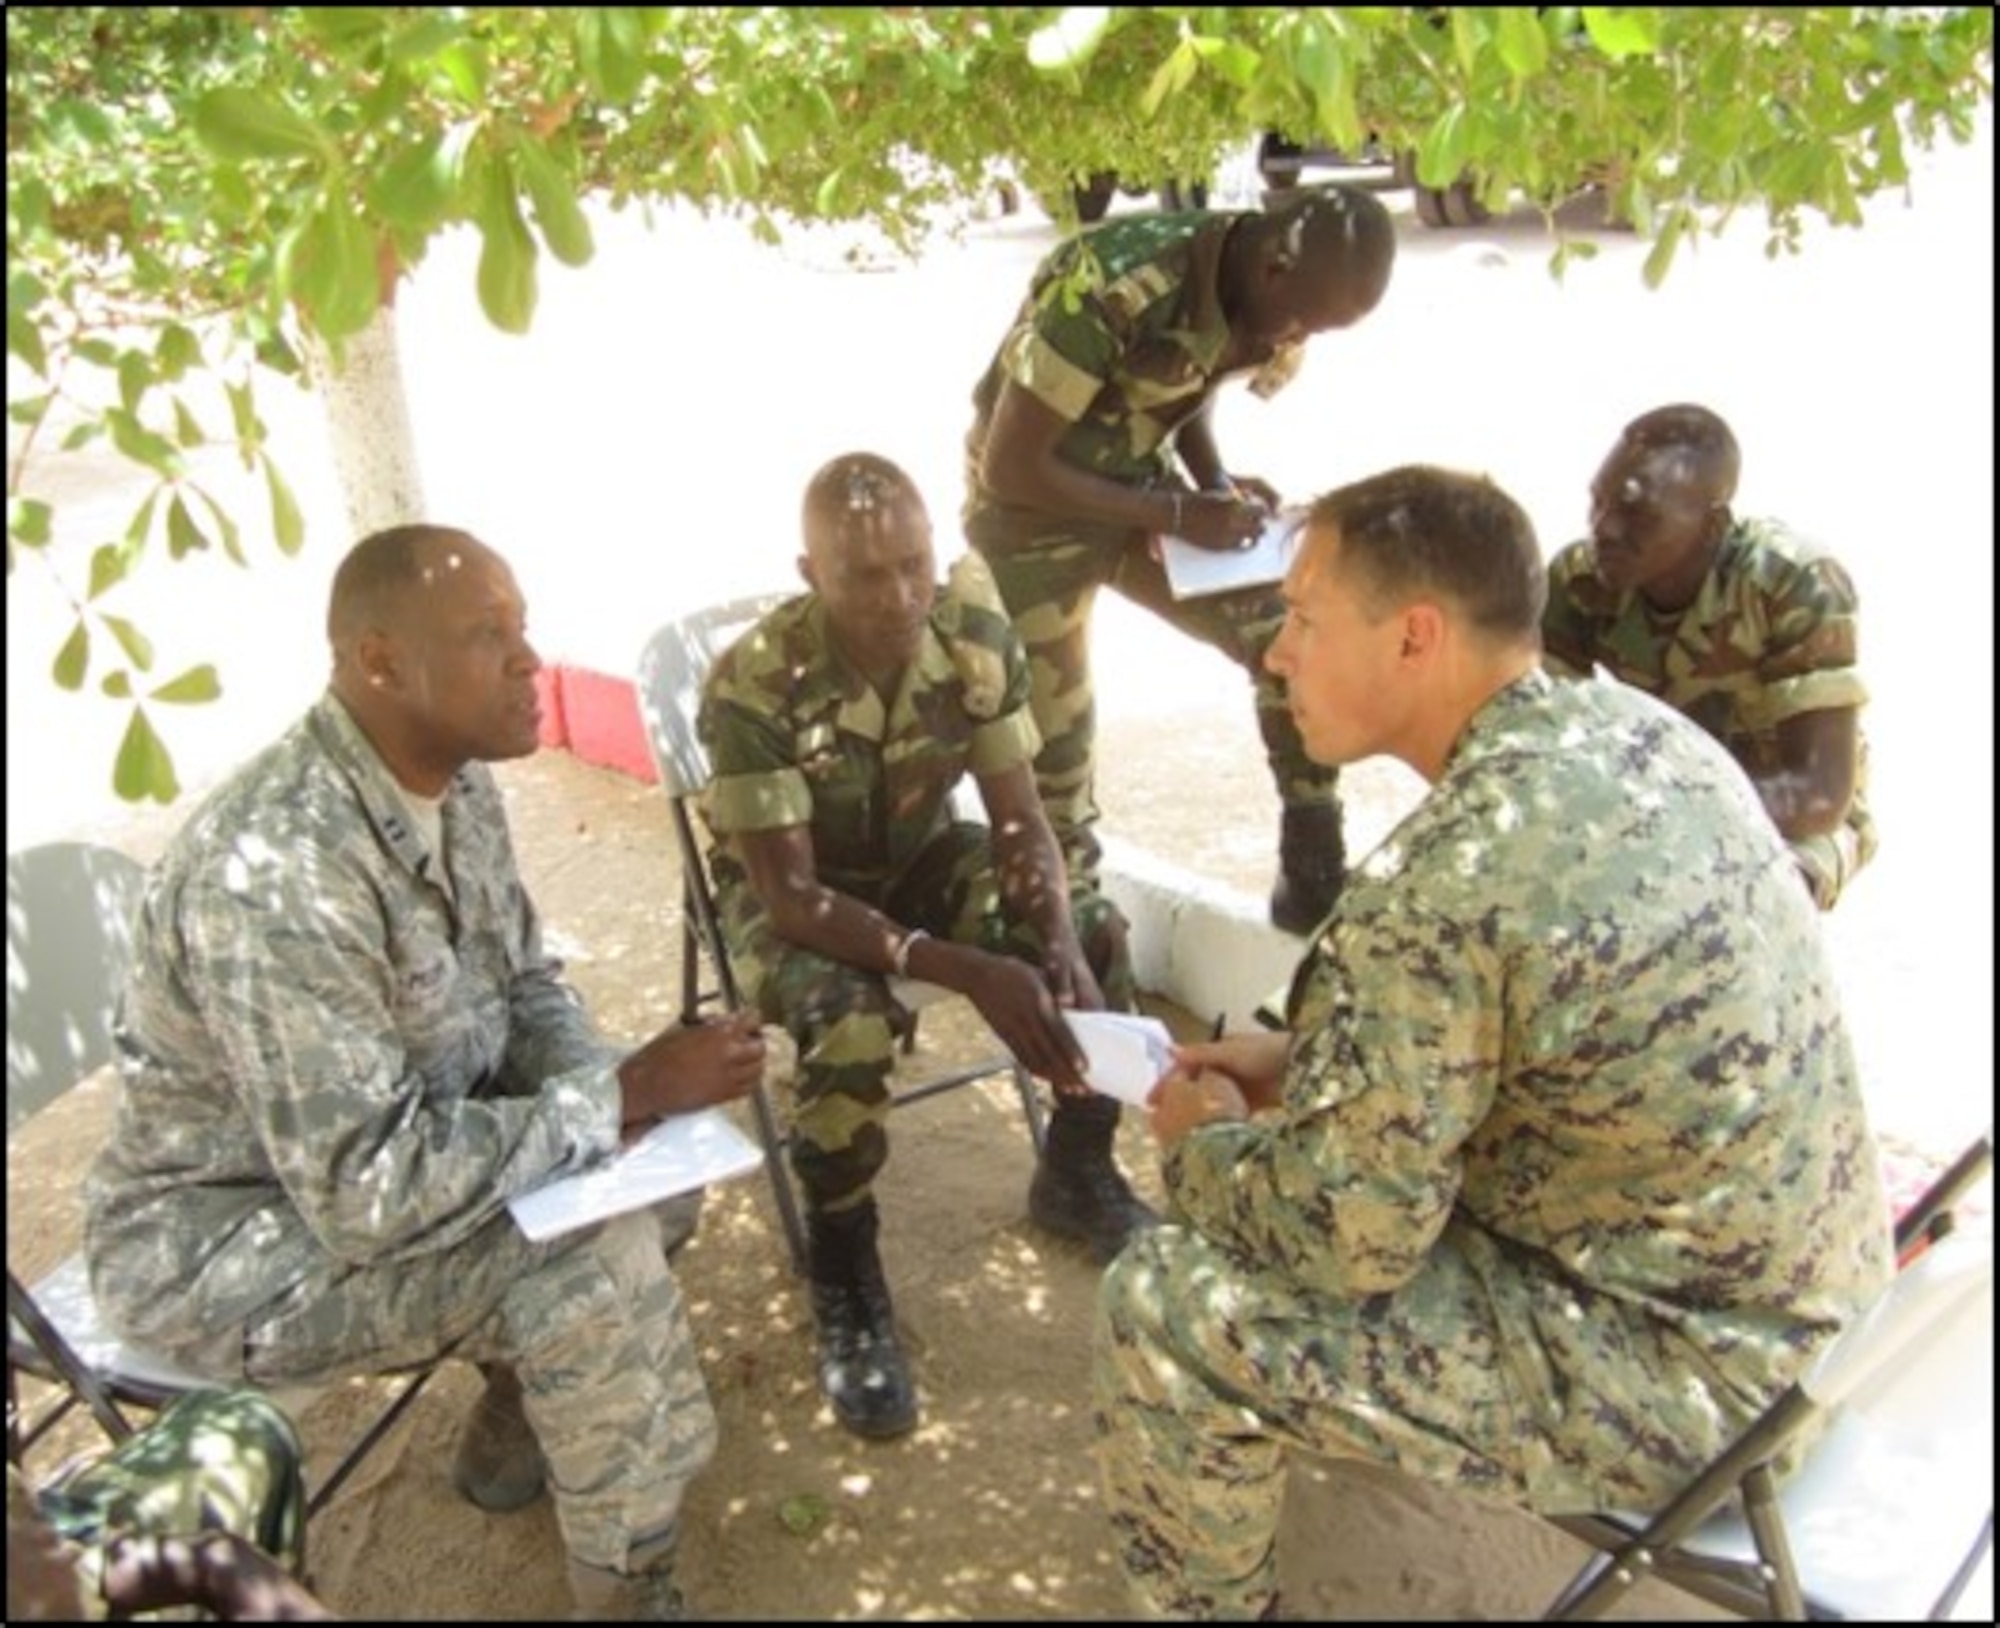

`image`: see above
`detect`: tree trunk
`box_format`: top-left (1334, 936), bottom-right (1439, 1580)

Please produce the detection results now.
top-left (311, 299), bottom-right (427, 540)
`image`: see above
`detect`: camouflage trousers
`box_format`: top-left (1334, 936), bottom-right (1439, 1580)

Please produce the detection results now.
top-left (968, 512), bottom-right (1339, 887)
top-left (237, 1205), bottom-right (715, 1574)
top-left (716, 820), bottom-right (1135, 1213)
top-left (1094, 1222), bottom-right (1772, 1618)
top-left (35, 1387), bottom-right (307, 1605)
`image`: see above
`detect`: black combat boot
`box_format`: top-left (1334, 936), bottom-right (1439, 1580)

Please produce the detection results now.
top-left (1027, 1093), bottom-right (1159, 1264)
top-left (1269, 800), bottom-right (1347, 935)
top-left (806, 1200), bottom-right (919, 1440)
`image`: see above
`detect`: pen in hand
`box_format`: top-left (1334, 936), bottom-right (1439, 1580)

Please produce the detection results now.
top-left (1210, 1011), bottom-right (1226, 1042)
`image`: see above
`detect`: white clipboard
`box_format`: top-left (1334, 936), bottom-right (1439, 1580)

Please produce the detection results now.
top-left (508, 1106), bottom-right (764, 1243)
top-left (1159, 509), bottom-right (1302, 600)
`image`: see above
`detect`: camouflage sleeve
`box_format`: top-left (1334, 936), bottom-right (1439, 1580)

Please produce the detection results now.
top-left (177, 849), bottom-right (621, 1266)
top-left (699, 684), bottom-right (814, 834)
top-left (1744, 554), bottom-right (1869, 730)
top-left (1163, 905), bottom-right (1502, 1299)
top-left (1005, 244), bottom-right (1123, 423)
top-left (945, 555), bottom-right (1044, 775)
top-left (1538, 541), bottom-right (1600, 678)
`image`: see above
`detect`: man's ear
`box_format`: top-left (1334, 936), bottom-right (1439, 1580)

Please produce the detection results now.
top-left (1399, 601), bottom-right (1446, 664)
top-left (354, 628), bottom-right (398, 691)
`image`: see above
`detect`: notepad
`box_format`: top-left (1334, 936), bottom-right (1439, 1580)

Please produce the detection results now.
top-left (1159, 509), bottom-right (1303, 600)
top-left (508, 1106), bottom-right (764, 1243)
top-left (1064, 1010), bottom-right (1176, 1107)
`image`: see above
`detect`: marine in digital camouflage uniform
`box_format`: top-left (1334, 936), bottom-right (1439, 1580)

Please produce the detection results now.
top-left (961, 190), bottom-right (1397, 933)
top-left (85, 527), bottom-right (764, 1618)
top-left (699, 452), bottom-right (1156, 1440)
top-left (1095, 467), bottom-right (1893, 1620)
top-left (1542, 403), bottom-right (1877, 910)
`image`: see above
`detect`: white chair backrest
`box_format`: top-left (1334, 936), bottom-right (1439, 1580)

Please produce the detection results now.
top-left (7, 841), bottom-right (146, 1134)
top-left (636, 591), bottom-right (797, 796)
top-left (1805, 1220), bottom-right (1994, 1411)
top-left (1749, 1220), bottom-right (1993, 1619)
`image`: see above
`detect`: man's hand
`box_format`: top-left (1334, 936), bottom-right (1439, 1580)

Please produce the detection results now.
top-left (1176, 489), bottom-right (1274, 552)
top-left (618, 1010), bottom-right (766, 1127)
top-left (1041, 934), bottom-right (1106, 1016)
top-left (1147, 1066), bottom-right (1249, 1150)
top-left (1169, 1031), bottom-right (1290, 1112)
top-left (101, 1531), bottom-right (338, 1620)
top-left (953, 949), bottom-right (1091, 1092)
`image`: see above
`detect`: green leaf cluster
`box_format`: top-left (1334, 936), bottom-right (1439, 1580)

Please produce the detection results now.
top-left (7, 6), bottom-right (1991, 801)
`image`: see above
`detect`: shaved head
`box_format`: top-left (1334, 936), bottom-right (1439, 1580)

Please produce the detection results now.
top-left (327, 524), bottom-right (491, 645)
top-left (1616, 403), bottom-right (1741, 507)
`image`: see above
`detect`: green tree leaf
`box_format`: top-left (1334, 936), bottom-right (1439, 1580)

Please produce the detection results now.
top-left (113, 706), bottom-right (181, 804)
top-left (475, 158), bottom-right (540, 333)
top-left (264, 454), bottom-right (306, 555)
top-left (514, 139), bottom-right (596, 267)
top-left (53, 620), bottom-right (90, 692)
top-left (193, 87), bottom-right (327, 163)
top-left (9, 497), bottom-right (53, 549)
top-left (290, 191), bottom-right (382, 342)
top-left (103, 614), bottom-right (155, 672)
top-left (151, 663), bottom-right (224, 704)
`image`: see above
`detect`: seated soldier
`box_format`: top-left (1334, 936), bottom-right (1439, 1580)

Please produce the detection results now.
top-left (696, 451), bottom-right (1156, 1441)
top-left (1541, 402), bottom-right (1877, 908)
top-left (1095, 464), bottom-right (1892, 1619)
top-left (84, 525), bottom-right (765, 1620)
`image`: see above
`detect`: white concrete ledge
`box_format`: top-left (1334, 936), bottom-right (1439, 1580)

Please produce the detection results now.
top-left (1100, 836), bottom-right (1302, 1031)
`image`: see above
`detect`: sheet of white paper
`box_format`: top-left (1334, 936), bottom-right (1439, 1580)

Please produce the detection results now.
top-left (1065, 1010), bottom-right (1176, 1107)
top-left (508, 1106), bottom-right (764, 1244)
top-left (1160, 509), bottom-right (1303, 600)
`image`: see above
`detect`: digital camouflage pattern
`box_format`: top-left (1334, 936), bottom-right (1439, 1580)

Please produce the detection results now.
top-left (698, 561), bottom-right (1133, 1212)
top-left (84, 695), bottom-right (716, 1573)
top-left (1541, 515), bottom-right (1877, 908)
top-left (1095, 671), bottom-right (1893, 1619)
top-left (961, 211), bottom-right (1336, 886)
top-left (29, 1388), bottom-right (306, 1614)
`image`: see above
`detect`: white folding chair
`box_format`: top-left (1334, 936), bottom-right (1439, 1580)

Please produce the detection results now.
top-left (635, 594), bottom-right (1046, 1275)
top-left (1543, 1132), bottom-right (1994, 1621)
top-left (6, 841), bottom-right (436, 1518)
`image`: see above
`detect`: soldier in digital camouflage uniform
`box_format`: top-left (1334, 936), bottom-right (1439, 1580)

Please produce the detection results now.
top-left (84, 525), bottom-right (768, 1621)
top-left (1542, 402), bottom-right (1877, 909)
top-left (962, 187), bottom-right (1397, 936)
top-left (1094, 466), bottom-right (1893, 1620)
top-left (698, 452), bottom-right (1155, 1441)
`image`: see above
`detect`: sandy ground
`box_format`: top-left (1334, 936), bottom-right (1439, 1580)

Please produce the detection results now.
top-left (10, 120), bottom-right (1992, 1621)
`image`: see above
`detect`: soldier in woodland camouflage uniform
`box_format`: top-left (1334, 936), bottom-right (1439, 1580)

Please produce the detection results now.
top-left (8, 1388), bottom-right (330, 1620)
top-left (84, 525), bottom-right (768, 1621)
top-left (698, 452), bottom-right (1154, 1441)
top-left (1542, 402), bottom-right (1877, 909)
top-left (962, 187), bottom-right (1397, 936)
top-left (1094, 467), bottom-right (1893, 1620)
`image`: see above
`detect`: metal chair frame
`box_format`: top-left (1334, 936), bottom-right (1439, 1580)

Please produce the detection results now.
top-left (1542, 1131), bottom-right (1994, 1622)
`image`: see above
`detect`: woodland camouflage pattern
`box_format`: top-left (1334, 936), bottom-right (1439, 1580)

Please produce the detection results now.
top-left (1541, 515), bottom-right (1877, 908)
top-left (28, 1388), bottom-right (307, 1610)
top-left (85, 694), bottom-right (715, 1573)
top-left (1095, 670), bottom-right (1892, 1619)
top-left (699, 558), bottom-right (1131, 1212)
top-left (961, 210), bottom-right (1336, 884)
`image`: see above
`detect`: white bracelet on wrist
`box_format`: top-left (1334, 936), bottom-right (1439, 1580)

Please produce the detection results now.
top-left (892, 928), bottom-right (930, 978)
